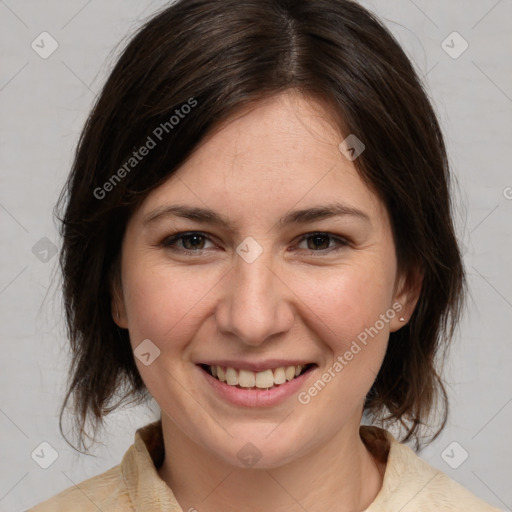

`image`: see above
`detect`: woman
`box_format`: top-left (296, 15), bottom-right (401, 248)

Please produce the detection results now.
top-left (29, 0), bottom-right (500, 510)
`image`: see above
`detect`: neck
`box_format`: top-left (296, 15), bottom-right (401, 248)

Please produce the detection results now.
top-left (157, 413), bottom-right (385, 512)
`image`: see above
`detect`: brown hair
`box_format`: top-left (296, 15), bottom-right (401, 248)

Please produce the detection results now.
top-left (56, 0), bottom-right (465, 453)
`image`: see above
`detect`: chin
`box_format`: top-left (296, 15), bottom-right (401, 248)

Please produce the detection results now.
top-left (209, 427), bottom-right (309, 470)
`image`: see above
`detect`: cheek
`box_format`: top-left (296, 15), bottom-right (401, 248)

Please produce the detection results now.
top-left (295, 261), bottom-right (394, 395)
top-left (302, 262), bottom-right (395, 338)
top-left (122, 262), bottom-right (215, 350)
top-left (286, 263), bottom-right (395, 427)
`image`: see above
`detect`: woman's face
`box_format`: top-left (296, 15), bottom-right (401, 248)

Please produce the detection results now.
top-left (115, 91), bottom-right (416, 468)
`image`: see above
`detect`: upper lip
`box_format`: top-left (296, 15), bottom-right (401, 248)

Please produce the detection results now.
top-left (197, 360), bottom-right (315, 372)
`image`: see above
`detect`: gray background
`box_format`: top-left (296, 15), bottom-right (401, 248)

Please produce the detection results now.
top-left (0, 0), bottom-right (511, 510)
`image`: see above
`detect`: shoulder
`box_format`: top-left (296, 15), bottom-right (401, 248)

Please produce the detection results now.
top-left (361, 426), bottom-right (501, 511)
top-left (27, 420), bottom-right (170, 512)
top-left (26, 463), bottom-right (131, 511)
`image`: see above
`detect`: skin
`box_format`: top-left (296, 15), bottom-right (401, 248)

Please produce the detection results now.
top-left (113, 91), bottom-right (421, 512)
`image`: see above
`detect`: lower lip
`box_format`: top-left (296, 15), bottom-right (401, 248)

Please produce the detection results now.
top-left (198, 365), bottom-right (316, 408)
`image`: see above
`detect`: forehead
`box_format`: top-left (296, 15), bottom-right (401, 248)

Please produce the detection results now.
top-left (133, 91), bottom-right (386, 228)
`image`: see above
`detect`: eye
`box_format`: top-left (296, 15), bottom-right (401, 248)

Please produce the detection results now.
top-left (296, 232), bottom-right (349, 254)
top-left (159, 231), bottom-right (349, 256)
top-left (160, 231), bottom-right (216, 253)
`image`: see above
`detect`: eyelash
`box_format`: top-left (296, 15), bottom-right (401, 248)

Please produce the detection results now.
top-left (159, 231), bottom-right (350, 256)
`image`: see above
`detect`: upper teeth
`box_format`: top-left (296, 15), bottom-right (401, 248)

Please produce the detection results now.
top-left (211, 365), bottom-right (304, 389)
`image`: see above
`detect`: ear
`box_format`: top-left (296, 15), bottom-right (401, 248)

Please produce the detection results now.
top-left (389, 265), bottom-right (423, 333)
top-left (110, 265), bottom-right (128, 329)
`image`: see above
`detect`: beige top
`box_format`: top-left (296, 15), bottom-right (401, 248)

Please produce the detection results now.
top-left (28, 420), bottom-right (500, 511)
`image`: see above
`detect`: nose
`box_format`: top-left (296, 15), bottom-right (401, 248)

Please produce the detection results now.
top-left (215, 246), bottom-right (295, 347)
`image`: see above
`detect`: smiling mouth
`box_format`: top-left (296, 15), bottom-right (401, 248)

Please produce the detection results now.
top-left (199, 363), bottom-right (316, 390)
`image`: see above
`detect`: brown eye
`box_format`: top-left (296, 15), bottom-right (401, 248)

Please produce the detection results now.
top-left (307, 234), bottom-right (330, 250)
top-left (161, 232), bottom-right (215, 252)
top-left (181, 233), bottom-right (206, 250)
top-left (297, 232), bottom-right (349, 253)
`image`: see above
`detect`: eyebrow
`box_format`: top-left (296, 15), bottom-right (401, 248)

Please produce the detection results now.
top-left (143, 202), bottom-right (371, 230)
